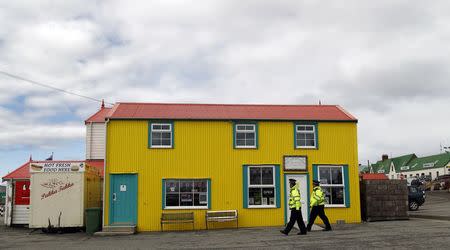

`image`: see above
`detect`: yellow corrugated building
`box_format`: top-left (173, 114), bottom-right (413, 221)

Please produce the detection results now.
top-left (101, 103), bottom-right (361, 231)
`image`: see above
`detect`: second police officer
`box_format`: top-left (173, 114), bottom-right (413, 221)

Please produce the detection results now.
top-left (307, 180), bottom-right (332, 231)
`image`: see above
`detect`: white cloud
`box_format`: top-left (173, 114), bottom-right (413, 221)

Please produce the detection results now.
top-left (0, 0), bottom-right (450, 169)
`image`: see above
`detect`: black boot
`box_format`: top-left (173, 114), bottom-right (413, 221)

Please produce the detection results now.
top-left (280, 230), bottom-right (288, 235)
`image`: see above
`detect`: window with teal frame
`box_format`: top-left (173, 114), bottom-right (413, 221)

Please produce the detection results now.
top-left (243, 165), bottom-right (280, 208)
top-left (149, 121), bottom-right (174, 148)
top-left (234, 122), bottom-right (258, 149)
top-left (295, 122), bottom-right (318, 149)
top-left (312, 165), bottom-right (350, 207)
top-left (162, 179), bottom-right (211, 209)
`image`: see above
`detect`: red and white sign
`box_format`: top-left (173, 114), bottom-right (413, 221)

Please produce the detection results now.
top-left (30, 162), bottom-right (85, 173)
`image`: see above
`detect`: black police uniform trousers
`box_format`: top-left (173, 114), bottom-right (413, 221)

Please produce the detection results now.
top-left (307, 205), bottom-right (331, 231)
top-left (283, 208), bottom-right (307, 234)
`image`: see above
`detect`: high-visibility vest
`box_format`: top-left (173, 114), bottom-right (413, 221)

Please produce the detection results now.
top-left (289, 185), bottom-right (301, 210)
top-left (310, 186), bottom-right (326, 206)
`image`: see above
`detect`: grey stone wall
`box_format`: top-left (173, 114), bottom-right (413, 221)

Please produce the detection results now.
top-left (360, 180), bottom-right (409, 221)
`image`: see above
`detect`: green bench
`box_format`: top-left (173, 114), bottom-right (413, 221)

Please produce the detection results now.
top-left (160, 212), bottom-right (194, 231)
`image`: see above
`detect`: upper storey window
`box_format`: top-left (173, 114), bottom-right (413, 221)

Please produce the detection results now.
top-left (234, 123), bottom-right (257, 148)
top-left (150, 122), bottom-right (173, 148)
top-left (295, 123), bottom-right (317, 149)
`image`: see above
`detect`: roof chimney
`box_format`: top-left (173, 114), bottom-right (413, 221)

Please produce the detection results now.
top-left (101, 99), bottom-right (105, 109)
top-left (382, 154), bottom-right (389, 161)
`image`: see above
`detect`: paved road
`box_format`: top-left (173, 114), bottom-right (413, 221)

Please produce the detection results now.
top-left (2, 192), bottom-right (449, 249)
top-left (1, 218), bottom-right (449, 250)
top-left (409, 190), bottom-right (450, 220)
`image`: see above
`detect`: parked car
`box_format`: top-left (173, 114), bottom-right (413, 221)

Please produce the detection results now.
top-left (408, 185), bottom-right (426, 211)
top-left (410, 178), bottom-right (425, 187)
top-left (435, 174), bottom-right (450, 190)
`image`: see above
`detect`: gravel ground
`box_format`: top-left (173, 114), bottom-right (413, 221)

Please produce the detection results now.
top-left (2, 191), bottom-right (449, 249)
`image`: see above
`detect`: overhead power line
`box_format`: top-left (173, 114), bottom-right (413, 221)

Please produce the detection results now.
top-left (0, 70), bottom-right (113, 105)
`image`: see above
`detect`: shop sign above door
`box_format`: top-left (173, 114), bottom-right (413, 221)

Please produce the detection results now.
top-left (283, 156), bottom-right (307, 171)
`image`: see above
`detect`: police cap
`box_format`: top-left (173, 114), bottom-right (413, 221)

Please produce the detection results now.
top-left (313, 180), bottom-right (320, 185)
top-left (289, 179), bottom-right (296, 184)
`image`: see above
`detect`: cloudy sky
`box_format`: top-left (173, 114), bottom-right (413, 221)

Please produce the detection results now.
top-left (1, 1), bottom-right (450, 179)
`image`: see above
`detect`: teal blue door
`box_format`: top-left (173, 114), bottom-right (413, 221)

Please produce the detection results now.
top-left (110, 174), bottom-right (137, 225)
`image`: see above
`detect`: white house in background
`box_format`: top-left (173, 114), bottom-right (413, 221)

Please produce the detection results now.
top-left (401, 153), bottom-right (450, 180)
top-left (84, 103), bottom-right (110, 177)
top-left (85, 102), bottom-right (111, 160)
top-left (372, 153), bottom-right (450, 180)
top-left (371, 154), bottom-right (417, 180)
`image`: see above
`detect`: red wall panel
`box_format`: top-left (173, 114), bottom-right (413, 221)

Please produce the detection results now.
top-left (14, 180), bottom-right (30, 205)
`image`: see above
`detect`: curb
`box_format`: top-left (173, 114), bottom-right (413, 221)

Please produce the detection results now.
top-left (409, 215), bottom-right (450, 221)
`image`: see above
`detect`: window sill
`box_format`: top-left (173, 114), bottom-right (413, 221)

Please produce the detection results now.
top-left (150, 146), bottom-right (173, 149)
top-left (295, 146), bottom-right (317, 149)
top-left (235, 146), bottom-right (257, 149)
top-left (324, 205), bottom-right (346, 208)
top-left (247, 205), bottom-right (277, 209)
top-left (164, 206), bottom-right (208, 210)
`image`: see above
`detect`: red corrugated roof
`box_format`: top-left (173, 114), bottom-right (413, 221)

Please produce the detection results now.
top-left (85, 160), bottom-right (104, 177)
top-left (361, 173), bottom-right (389, 180)
top-left (2, 160), bottom-right (31, 181)
top-left (106, 103), bottom-right (357, 121)
top-left (85, 107), bottom-right (112, 123)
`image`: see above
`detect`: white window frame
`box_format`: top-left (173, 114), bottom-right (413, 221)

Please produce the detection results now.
top-left (318, 165), bottom-right (346, 208)
top-left (295, 124), bottom-right (316, 149)
top-left (235, 124), bottom-right (257, 149)
top-left (247, 166), bottom-right (276, 208)
top-left (164, 179), bottom-right (208, 210)
top-left (150, 123), bottom-right (173, 148)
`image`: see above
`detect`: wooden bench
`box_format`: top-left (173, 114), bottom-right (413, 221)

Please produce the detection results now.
top-left (205, 210), bottom-right (238, 229)
top-left (161, 212), bottom-right (194, 231)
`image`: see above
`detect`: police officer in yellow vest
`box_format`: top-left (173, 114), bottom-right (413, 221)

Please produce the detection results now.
top-left (280, 179), bottom-right (307, 235)
top-left (307, 180), bottom-right (332, 231)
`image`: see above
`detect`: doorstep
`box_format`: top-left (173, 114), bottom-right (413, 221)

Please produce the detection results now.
top-left (94, 224), bottom-right (136, 236)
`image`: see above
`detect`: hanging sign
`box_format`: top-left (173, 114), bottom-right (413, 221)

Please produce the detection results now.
top-left (284, 156), bottom-right (307, 171)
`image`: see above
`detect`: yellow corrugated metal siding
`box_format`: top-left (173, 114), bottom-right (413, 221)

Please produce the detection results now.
top-left (104, 120), bottom-right (360, 231)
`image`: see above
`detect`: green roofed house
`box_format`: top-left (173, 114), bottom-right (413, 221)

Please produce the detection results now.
top-left (360, 165), bottom-right (371, 174)
top-left (371, 159), bottom-right (390, 174)
top-left (370, 154), bottom-right (417, 179)
top-left (371, 153), bottom-right (450, 180)
top-left (401, 152), bottom-right (450, 180)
